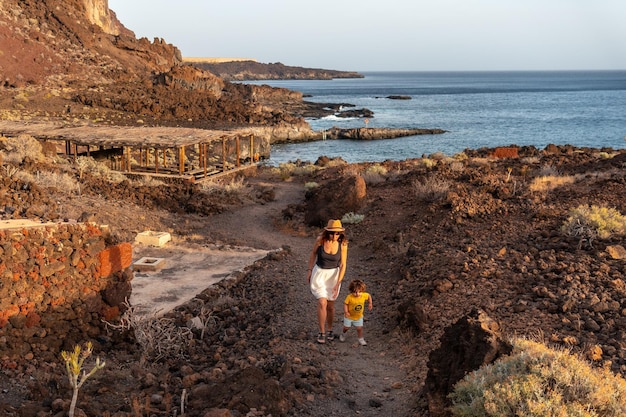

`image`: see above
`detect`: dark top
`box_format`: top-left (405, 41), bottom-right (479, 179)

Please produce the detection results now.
top-left (316, 244), bottom-right (341, 269)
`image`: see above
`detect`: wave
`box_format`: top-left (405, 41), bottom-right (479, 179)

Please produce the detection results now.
top-left (317, 115), bottom-right (358, 121)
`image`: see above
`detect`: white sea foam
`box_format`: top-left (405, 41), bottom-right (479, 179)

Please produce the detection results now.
top-left (319, 115), bottom-right (357, 121)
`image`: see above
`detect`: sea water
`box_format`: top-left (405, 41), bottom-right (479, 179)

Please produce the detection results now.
top-left (244, 71), bottom-right (626, 164)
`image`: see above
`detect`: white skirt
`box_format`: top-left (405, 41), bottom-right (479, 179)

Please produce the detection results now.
top-left (310, 264), bottom-right (341, 301)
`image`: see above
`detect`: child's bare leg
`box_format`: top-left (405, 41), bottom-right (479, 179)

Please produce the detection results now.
top-left (356, 326), bottom-right (364, 338)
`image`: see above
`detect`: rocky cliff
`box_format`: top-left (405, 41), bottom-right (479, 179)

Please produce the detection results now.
top-left (0, 0), bottom-right (180, 87)
top-left (186, 60), bottom-right (364, 81)
top-left (0, 0), bottom-right (316, 140)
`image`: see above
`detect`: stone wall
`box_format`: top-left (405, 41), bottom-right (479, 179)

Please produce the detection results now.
top-left (0, 221), bottom-right (133, 359)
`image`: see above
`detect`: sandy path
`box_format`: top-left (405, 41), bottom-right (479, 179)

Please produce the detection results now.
top-left (204, 177), bottom-right (417, 416)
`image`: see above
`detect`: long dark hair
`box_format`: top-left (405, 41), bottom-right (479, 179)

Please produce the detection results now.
top-left (324, 230), bottom-right (347, 243)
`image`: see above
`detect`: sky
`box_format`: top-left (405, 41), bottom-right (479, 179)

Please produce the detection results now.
top-left (107, 0), bottom-right (626, 72)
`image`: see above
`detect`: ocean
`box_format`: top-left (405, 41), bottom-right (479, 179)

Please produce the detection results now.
top-left (245, 71), bottom-right (626, 165)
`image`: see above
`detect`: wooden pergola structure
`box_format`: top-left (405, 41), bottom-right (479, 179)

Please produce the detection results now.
top-left (0, 122), bottom-right (261, 181)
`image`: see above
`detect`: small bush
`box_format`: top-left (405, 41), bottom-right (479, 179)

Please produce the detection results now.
top-left (449, 338), bottom-right (626, 417)
top-left (304, 182), bottom-right (319, 190)
top-left (449, 161), bottom-right (465, 172)
top-left (429, 151), bottom-right (446, 161)
top-left (134, 175), bottom-right (166, 188)
top-left (277, 163), bottom-right (294, 181)
top-left (362, 164), bottom-right (387, 184)
top-left (453, 152), bottom-right (468, 161)
top-left (0, 134), bottom-right (44, 164)
top-left (342, 212), bottom-right (364, 225)
top-left (33, 170), bottom-right (80, 194)
top-left (413, 175), bottom-right (451, 202)
top-left (291, 164), bottom-right (319, 175)
top-left (366, 164), bottom-right (387, 175)
top-left (538, 163), bottom-right (560, 177)
top-left (562, 205), bottom-right (626, 244)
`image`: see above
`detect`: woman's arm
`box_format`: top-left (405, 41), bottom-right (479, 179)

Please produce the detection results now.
top-left (306, 235), bottom-right (323, 282)
top-left (338, 241), bottom-right (348, 282)
top-left (332, 241), bottom-right (349, 295)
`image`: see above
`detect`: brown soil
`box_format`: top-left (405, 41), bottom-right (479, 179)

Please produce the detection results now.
top-left (2, 146), bottom-right (626, 417)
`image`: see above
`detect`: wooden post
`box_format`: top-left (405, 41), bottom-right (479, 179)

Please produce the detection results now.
top-left (202, 143), bottom-right (207, 176)
top-left (126, 147), bottom-right (132, 172)
top-left (222, 137), bottom-right (227, 171)
top-left (65, 141), bottom-right (71, 156)
top-left (250, 134), bottom-right (254, 165)
top-left (236, 136), bottom-right (240, 167)
top-left (87, 146), bottom-right (90, 157)
top-left (155, 149), bottom-right (159, 173)
top-left (179, 146), bottom-right (185, 175)
top-left (163, 148), bottom-right (167, 168)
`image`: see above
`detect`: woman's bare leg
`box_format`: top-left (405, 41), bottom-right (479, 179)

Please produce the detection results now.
top-left (317, 298), bottom-right (328, 333)
top-left (326, 300), bottom-right (335, 331)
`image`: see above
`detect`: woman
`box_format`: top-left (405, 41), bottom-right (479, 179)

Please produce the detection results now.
top-left (307, 219), bottom-right (349, 344)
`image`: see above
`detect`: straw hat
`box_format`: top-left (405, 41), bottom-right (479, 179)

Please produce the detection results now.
top-left (324, 219), bottom-right (345, 232)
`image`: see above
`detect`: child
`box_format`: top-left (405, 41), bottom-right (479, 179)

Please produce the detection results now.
top-left (340, 279), bottom-right (373, 345)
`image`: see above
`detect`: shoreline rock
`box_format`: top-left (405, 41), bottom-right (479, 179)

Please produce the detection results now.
top-left (271, 126), bottom-right (447, 144)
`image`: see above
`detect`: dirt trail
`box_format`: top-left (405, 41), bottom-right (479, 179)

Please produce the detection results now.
top-left (205, 177), bottom-right (417, 416)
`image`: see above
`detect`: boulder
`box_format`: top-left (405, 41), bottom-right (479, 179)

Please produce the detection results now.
top-left (424, 308), bottom-right (512, 417)
top-left (304, 174), bottom-right (366, 228)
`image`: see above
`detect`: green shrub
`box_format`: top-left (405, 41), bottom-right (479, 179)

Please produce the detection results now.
top-left (365, 164), bottom-right (387, 175)
top-left (304, 182), bottom-right (319, 190)
top-left (341, 212), bottom-right (364, 225)
top-left (449, 338), bottom-right (626, 417)
top-left (562, 205), bottom-right (626, 243)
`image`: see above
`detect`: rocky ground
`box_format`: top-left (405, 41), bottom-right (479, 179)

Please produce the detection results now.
top-left (2, 143), bottom-right (626, 416)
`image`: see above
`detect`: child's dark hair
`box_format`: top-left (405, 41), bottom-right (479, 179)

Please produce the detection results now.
top-left (349, 279), bottom-right (366, 293)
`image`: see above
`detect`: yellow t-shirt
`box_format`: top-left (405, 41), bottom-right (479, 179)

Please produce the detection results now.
top-left (344, 292), bottom-right (370, 320)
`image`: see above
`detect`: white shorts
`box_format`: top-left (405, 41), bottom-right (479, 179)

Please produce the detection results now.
top-left (309, 264), bottom-right (341, 301)
top-left (343, 317), bottom-right (364, 327)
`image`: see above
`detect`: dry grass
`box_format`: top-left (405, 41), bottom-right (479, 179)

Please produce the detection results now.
top-left (16, 170), bottom-right (81, 194)
top-left (413, 175), bottom-right (451, 202)
top-left (529, 174), bottom-right (576, 193)
top-left (450, 338), bottom-right (626, 417)
top-left (362, 164), bottom-right (388, 184)
top-left (0, 134), bottom-right (44, 164)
